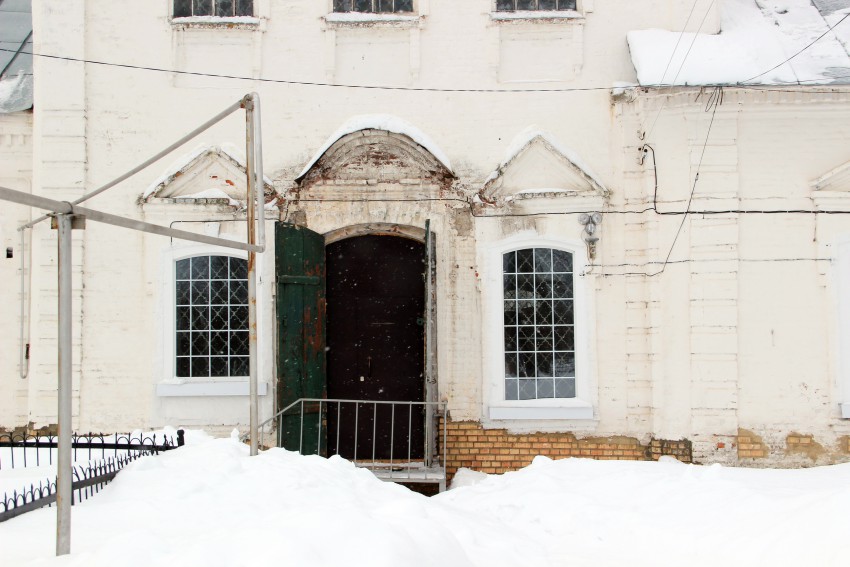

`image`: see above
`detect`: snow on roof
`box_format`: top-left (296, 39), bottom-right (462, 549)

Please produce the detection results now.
top-left (296, 114), bottom-right (453, 180)
top-left (628, 0), bottom-right (850, 86)
top-left (0, 71), bottom-right (31, 113)
top-left (484, 126), bottom-right (608, 195)
top-left (0, 0), bottom-right (33, 113)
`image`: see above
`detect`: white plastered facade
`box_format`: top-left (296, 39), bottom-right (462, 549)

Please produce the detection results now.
top-left (1, 0), bottom-right (849, 465)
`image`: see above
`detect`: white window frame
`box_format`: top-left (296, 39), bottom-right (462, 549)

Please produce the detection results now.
top-left (172, 0), bottom-right (255, 18)
top-left (495, 0), bottom-right (577, 11)
top-left (325, 0), bottom-right (425, 25)
top-left (332, 0), bottom-right (416, 13)
top-left (171, 0), bottom-right (263, 29)
top-left (490, 0), bottom-right (588, 21)
top-left (156, 241), bottom-right (268, 397)
top-left (482, 233), bottom-right (596, 421)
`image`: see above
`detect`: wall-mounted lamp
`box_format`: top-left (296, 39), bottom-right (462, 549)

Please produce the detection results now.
top-left (578, 213), bottom-right (602, 260)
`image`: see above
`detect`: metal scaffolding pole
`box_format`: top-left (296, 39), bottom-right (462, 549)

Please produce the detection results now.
top-left (55, 213), bottom-right (72, 556)
top-left (245, 95), bottom-right (259, 457)
top-left (19, 99), bottom-right (245, 232)
top-left (3, 92), bottom-right (268, 558)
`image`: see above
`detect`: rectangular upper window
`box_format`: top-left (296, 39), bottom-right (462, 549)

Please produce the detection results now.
top-left (496, 0), bottom-right (576, 10)
top-left (333, 0), bottom-right (414, 12)
top-left (503, 248), bottom-right (576, 401)
top-left (173, 0), bottom-right (254, 18)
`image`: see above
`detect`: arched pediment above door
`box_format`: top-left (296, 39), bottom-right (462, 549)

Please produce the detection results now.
top-left (295, 115), bottom-right (455, 193)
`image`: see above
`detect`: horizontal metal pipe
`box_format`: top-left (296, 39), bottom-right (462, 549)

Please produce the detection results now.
top-left (19, 98), bottom-right (246, 232)
top-left (0, 185), bottom-right (263, 253)
top-left (256, 398), bottom-right (446, 434)
top-left (294, 398), bottom-right (444, 406)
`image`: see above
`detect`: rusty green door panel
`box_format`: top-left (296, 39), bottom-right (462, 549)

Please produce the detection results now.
top-left (275, 223), bottom-right (326, 455)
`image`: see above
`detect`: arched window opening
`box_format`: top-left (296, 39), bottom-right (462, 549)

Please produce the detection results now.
top-left (503, 247), bottom-right (575, 400)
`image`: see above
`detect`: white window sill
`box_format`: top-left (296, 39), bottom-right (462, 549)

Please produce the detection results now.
top-left (489, 400), bottom-right (593, 420)
top-left (490, 11), bottom-right (584, 22)
top-left (157, 381), bottom-right (268, 397)
top-left (324, 13), bottom-right (421, 28)
top-left (841, 402), bottom-right (850, 419)
top-left (171, 16), bottom-right (261, 30)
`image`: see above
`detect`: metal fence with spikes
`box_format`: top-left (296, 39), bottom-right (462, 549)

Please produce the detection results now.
top-left (0, 430), bottom-right (184, 523)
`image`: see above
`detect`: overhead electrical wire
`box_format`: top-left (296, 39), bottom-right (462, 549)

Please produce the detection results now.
top-left (740, 13), bottom-right (850, 85)
top-left (642, 0), bottom-right (700, 141)
top-left (3, 29), bottom-right (849, 273)
top-left (0, 29), bottom-right (32, 79)
top-left (668, 0), bottom-right (717, 86)
top-left (644, 0), bottom-right (718, 149)
top-left (655, 0), bottom-right (700, 86)
top-left (618, 86), bottom-right (723, 277)
top-left (1, 46), bottom-right (849, 94)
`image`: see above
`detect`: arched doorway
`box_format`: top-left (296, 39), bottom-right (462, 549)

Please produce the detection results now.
top-left (325, 235), bottom-right (426, 459)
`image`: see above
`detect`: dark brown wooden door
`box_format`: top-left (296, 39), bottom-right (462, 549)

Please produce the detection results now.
top-left (326, 235), bottom-right (425, 460)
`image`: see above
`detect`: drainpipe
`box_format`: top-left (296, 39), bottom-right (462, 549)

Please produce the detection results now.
top-left (19, 227), bottom-right (30, 379)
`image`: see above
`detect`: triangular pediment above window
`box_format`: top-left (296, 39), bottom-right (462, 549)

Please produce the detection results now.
top-left (142, 145), bottom-right (276, 204)
top-left (482, 131), bottom-right (609, 204)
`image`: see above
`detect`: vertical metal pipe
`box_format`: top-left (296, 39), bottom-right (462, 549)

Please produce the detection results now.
top-left (353, 403), bottom-right (359, 462)
top-left (372, 402), bottom-right (377, 466)
top-left (442, 403), bottom-right (447, 469)
top-left (245, 96), bottom-right (259, 457)
top-left (19, 227), bottom-right (30, 379)
top-left (278, 414), bottom-right (283, 448)
top-left (299, 400), bottom-right (304, 454)
top-left (423, 220), bottom-right (435, 468)
top-left (407, 404), bottom-right (412, 476)
top-left (250, 93), bottom-right (266, 251)
top-left (316, 401), bottom-right (322, 455)
top-left (335, 403), bottom-right (341, 457)
top-left (389, 404), bottom-right (395, 464)
top-left (55, 214), bottom-right (72, 556)
top-left (425, 402), bottom-right (432, 468)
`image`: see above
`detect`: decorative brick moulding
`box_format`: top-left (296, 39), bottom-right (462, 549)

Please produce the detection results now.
top-left (440, 420), bottom-right (692, 481)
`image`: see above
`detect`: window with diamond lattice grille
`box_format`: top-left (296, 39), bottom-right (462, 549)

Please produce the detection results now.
top-left (175, 256), bottom-right (249, 378)
top-left (173, 0), bottom-right (254, 18)
top-left (333, 0), bottom-right (414, 13)
top-left (495, 0), bottom-right (576, 11)
top-left (502, 248), bottom-right (576, 400)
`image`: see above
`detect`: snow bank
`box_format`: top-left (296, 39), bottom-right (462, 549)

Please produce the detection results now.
top-left (2, 436), bottom-right (849, 566)
top-left (297, 114), bottom-right (453, 179)
top-left (628, 0), bottom-right (850, 85)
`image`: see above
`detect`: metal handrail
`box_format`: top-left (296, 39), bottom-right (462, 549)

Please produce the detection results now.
top-left (247, 398), bottom-right (447, 490)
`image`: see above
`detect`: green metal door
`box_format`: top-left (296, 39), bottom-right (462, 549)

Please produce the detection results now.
top-left (275, 223), bottom-right (326, 454)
